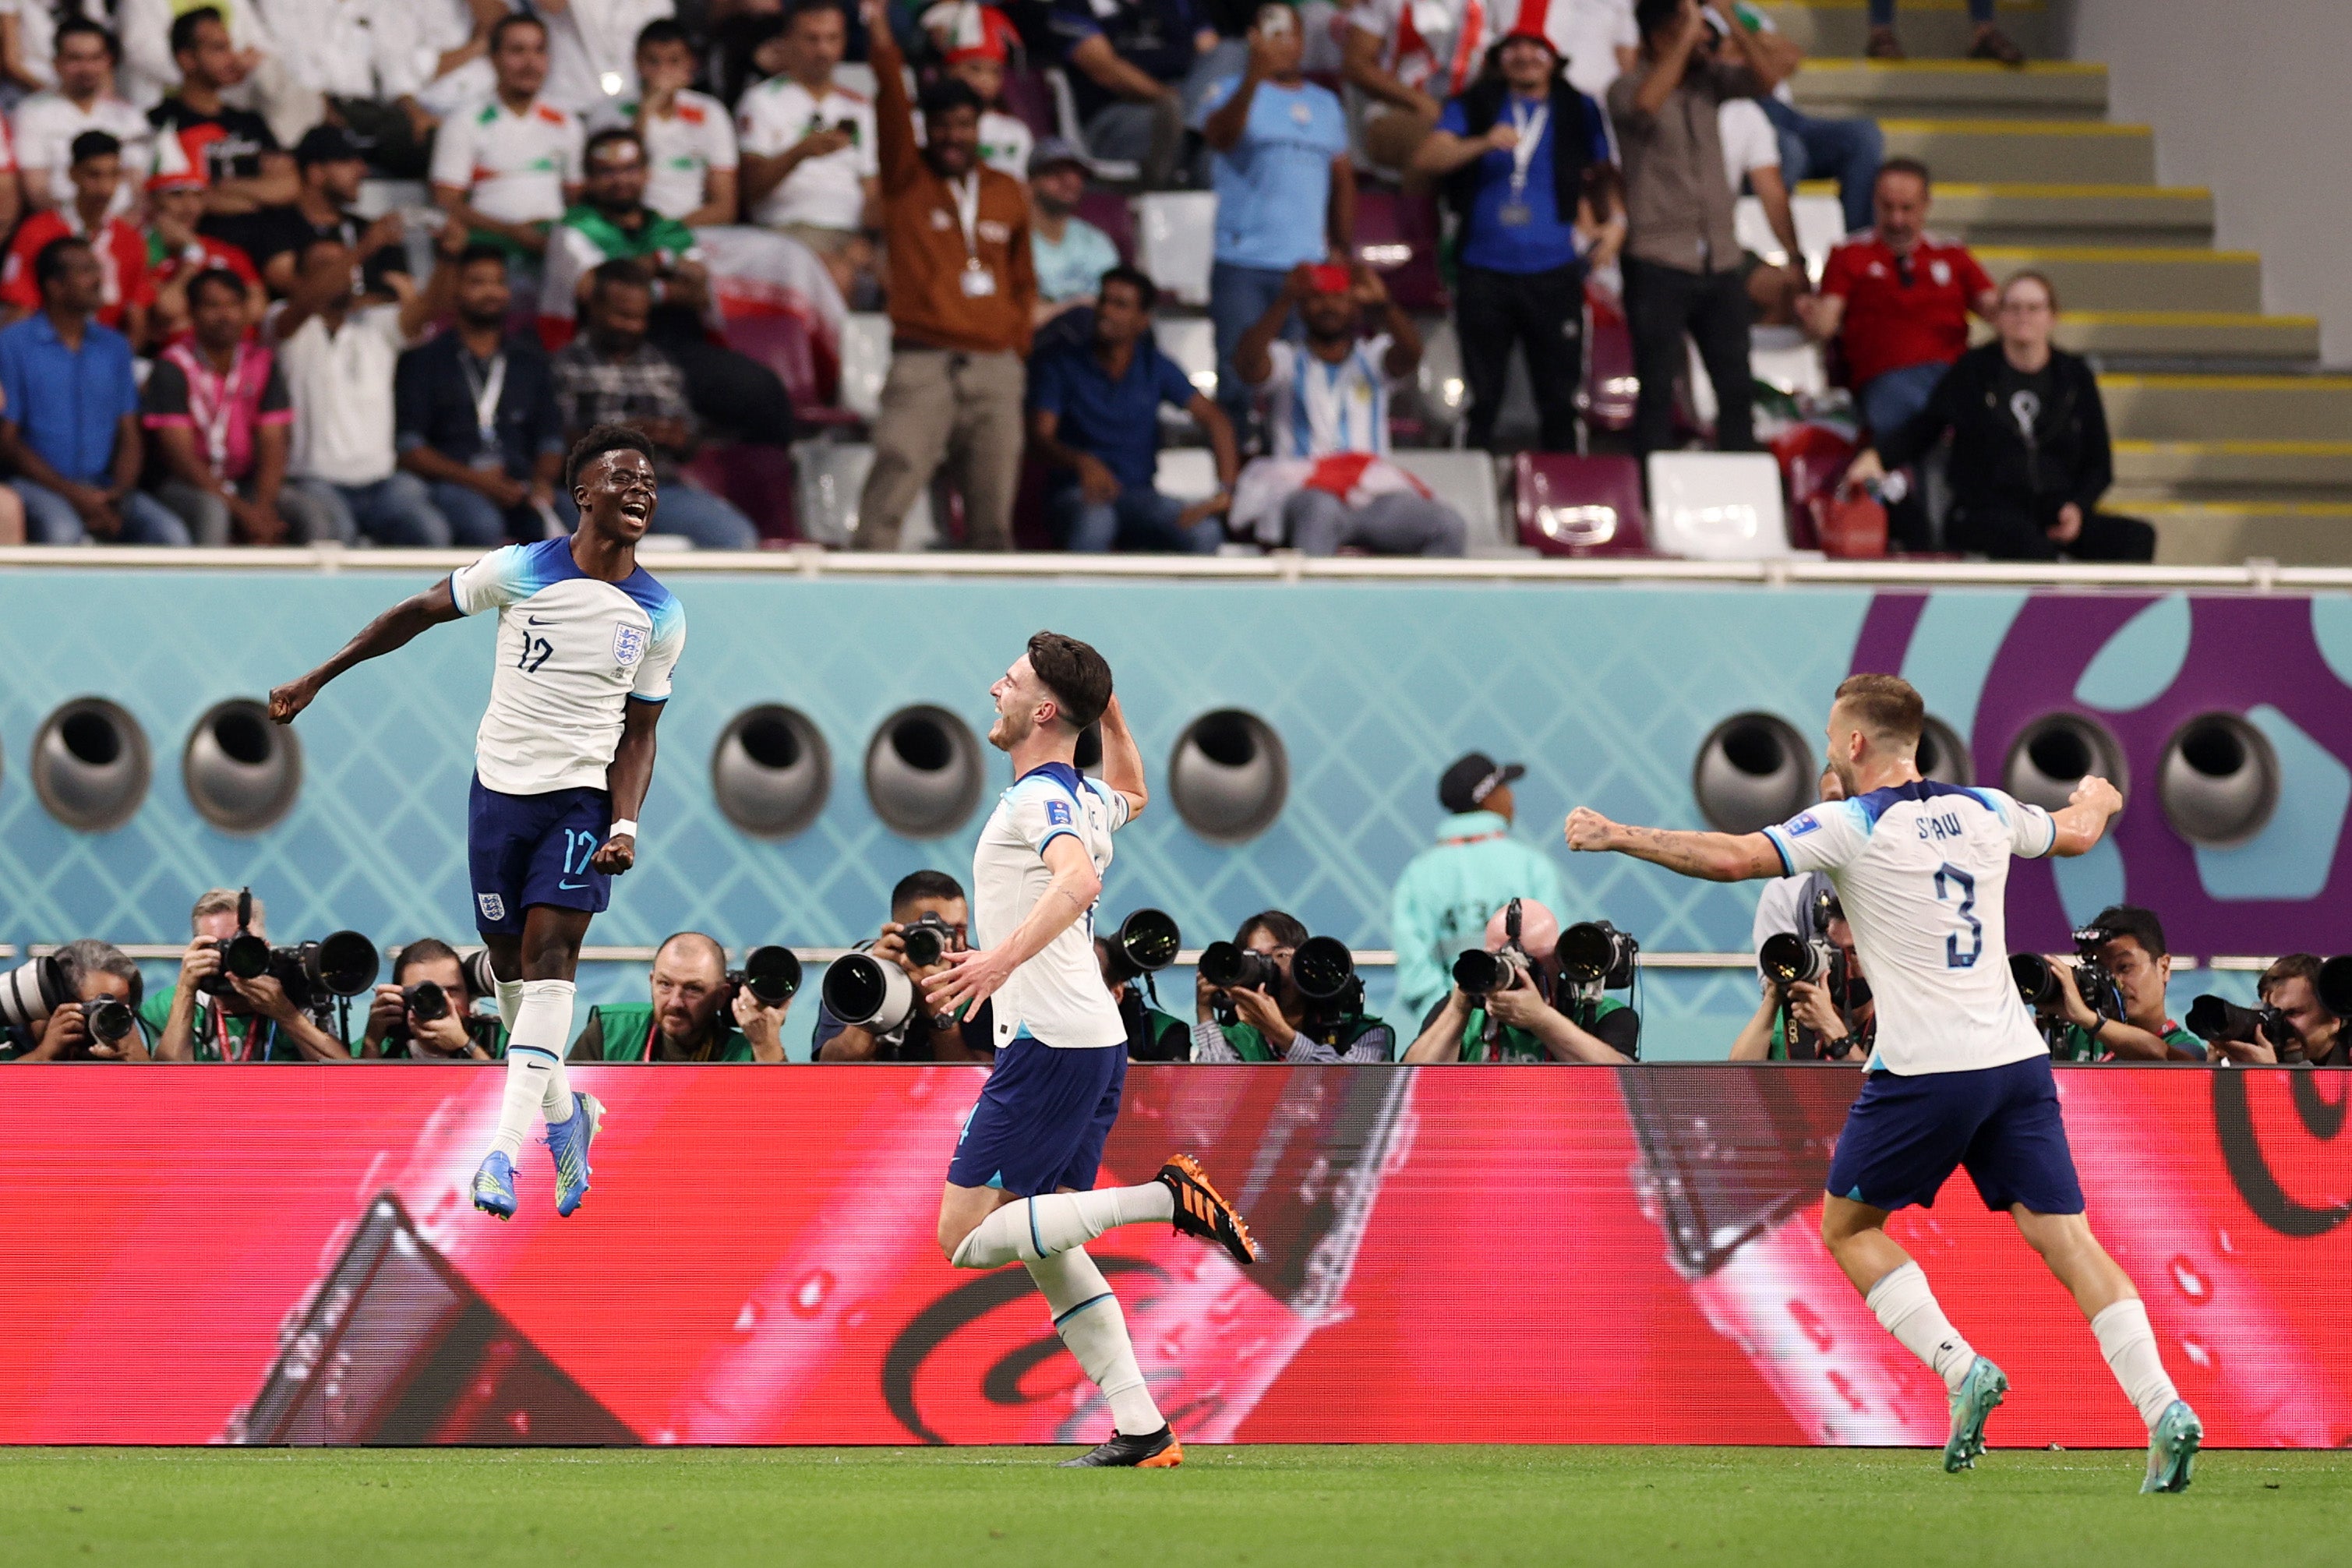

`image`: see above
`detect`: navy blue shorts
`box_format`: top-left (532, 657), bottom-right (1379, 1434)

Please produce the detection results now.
top-left (467, 776), bottom-right (613, 936)
top-left (946, 1034), bottom-right (1125, 1197)
top-left (1825, 1053), bottom-right (2085, 1215)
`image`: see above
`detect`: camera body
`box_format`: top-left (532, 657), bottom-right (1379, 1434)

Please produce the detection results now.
top-left (2067, 925), bottom-right (2126, 1025)
top-left (1291, 935), bottom-right (1364, 1044)
top-left (899, 914), bottom-right (956, 969)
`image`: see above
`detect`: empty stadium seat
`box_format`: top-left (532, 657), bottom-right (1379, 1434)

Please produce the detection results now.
top-left (1514, 454), bottom-right (1651, 556)
top-left (1352, 187), bottom-right (1445, 313)
top-left (682, 444), bottom-right (798, 542)
top-left (1390, 450), bottom-right (1513, 555)
top-left (793, 441), bottom-right (931, 548)
top-left (1151, 317), bottom-right (1217, 396)
top-left (1134, 191), bottom-right (1217, 307)
top-left (1044, 68), bottom-right (1140, 182)
top-left (1645, 451), bottom-right (1800, 560)
top-left (1001, 67), bottom-right (1056, 141)
top-left (721, 312), bottom-right (855, 426)
top-left (1154, 447), bottom-right (1220, 502)
top-left (1414, 319), bottom-right (1468, 441)
top-left (838, 313), bottom-right (892, 422)
top-left (1075, 189), bottom-right (1135, 263)
top-left (1733, 192), bottom-right (1848, 277)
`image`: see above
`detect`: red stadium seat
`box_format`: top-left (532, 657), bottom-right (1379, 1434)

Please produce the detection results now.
top-left (722, 312), bottom-right (856, 429)
top-left (1073, 189), bottom-right (1135, 264)
top-left (1582, 281), bottom-right (1637, 433)
top-left (683, 443), bottom-right (799, 544)
top-left (1513, 453), bottom-right (1651, 556)
top-left (1352, 186), bottom-right (1446, 313)
top-left (1771, 423), bottom-right (1859, 552)
top-left (1001, 68), bottom-right (1057, 141)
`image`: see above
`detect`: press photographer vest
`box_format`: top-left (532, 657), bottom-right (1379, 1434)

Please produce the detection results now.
top-left (1443, 76), bottom-right (1590, 252)
top-left (1223, 1013), bottom-right (1391, 1062)
top-left (1458, 994), bottom-right (1633, 1062)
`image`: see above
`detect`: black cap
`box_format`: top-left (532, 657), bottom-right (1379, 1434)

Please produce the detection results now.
top-left (1439, 752), bottom-right (1525, 814)
top-left (294, 125), bottom-right (364, 168)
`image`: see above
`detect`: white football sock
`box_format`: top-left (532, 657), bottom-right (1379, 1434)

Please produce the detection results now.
top-left (1028, 1248), bottom-right (1164, 1437)
top-left (495, 976), bottom-right (524, 1033)
top-left (2091, 1298), bottom-right (2180, 1429)
top-left (514, 979), bottom-right (576, 1121)
top-left (949, 1183), bottom-right (1178, 1269)
top-left (1866, 1262), bottom-right (1979, 1393)
top-left (491, 1049), bottom-right (555, 1162)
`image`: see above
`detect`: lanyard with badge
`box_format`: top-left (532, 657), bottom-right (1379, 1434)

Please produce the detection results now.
top-left (952, 172), bottom-right (995, 298)
top-left (1496, 97), bottom-right (1548, 228)
top-left (461, 350), bottom-right (508, 470)
top-left (186, 344), bottom-right (245, 477)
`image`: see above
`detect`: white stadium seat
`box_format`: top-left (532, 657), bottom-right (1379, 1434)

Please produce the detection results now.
top-left (838, 313), bottom-right (892, 422)
top-left (793, 441), bottom-right (931, 549)
top-left (1151, 317), bottom-right (1217, 396)
top-left (1644, 451), bottom-right (1799, 560)
top-left (1154, 447), bottom-right (1220, 502)
top-left (1134, 191), bottom-right (1217, 308)
top-left (1390, 450), bottom-right (1514, 555)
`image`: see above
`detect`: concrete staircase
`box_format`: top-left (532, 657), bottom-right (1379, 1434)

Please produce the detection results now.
top-left (1764, 2), bottom-right (2349, 564)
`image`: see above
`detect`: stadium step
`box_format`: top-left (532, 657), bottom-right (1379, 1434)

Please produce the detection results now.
top-left (1966, 312), bottom-right (2321, 364)
top-left (1789, 59), bottom-right (2106, 119)
top-left (1874, 119), bottom-right (2154, 185)
top-left (2099, 375), bottom-right (2352, 444)
top-left (2112, 440), bottom-right (2352, 500)
top-left (2132, 501), bottom-right (2352, 568)
top-left (1966, 246), bottom-right (2262, 313)
top-left (1753, 0), bottom-right (2050, 59)
top-left (1806, 182), bottom-right (2217, 249)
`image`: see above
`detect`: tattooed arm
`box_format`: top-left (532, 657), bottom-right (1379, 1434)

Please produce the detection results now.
top-left (1564, 807), bottom-right (1786, 883)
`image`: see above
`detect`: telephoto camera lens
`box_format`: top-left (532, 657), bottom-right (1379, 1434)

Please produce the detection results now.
top-left (2010, 952), bottom-right (2061, 1007)
top-left (403, 980), bottom-right (452, 1023)
top-left (1104, 909), bottom-right (1181, 985)
top-left (86, 996), bottom-right (136, 1045)
top-left (2184, 994), bottom-right (2292, 1047)
top-left (740, 945), bottom-right (803, 1006)
top-left (1760, 933), bottom-right (1833, 987)
top-left (2317, 955), bottom-right (2352, 1020)
top-left (1451, 947), bottom-right (1529, 996)
top-left (1199, 941), bottom-right (1278, 993)
top-left (821, 951), bottom-right (917, 1033)
top-left (1291, 936), bottom-right (1355, 1003)
top-left (221, 931), bottom-right (273, 981)
top-left (1559, 921), bottom-right (1640, 988)
top-left (309, 931), bottom-right (381, 998)
top-left (462, 948), bottom-right (502, 999)
top-left (0, 955), bottom-right (70, 1032)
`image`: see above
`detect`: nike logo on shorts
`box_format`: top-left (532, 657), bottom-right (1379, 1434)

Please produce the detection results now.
top-left (559, 879), bottom-right (588, 890)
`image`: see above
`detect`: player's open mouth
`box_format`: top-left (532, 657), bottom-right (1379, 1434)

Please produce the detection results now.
top-left (621, 500), bottom-right (651, 522)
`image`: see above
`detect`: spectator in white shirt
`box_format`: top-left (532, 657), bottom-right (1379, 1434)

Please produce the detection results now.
top-left (271, 233), bottom-right (455, 545)
top-left (429, 12), bottom-right (587, 261)
top-left (0, 0), bottom-right (58, 98)
top-left (1344, 0), bottom-right (1495, 174)
top-left (367, 0), bottom-right (506, 157)
top-left (1531, 0), bottom-right (1640, 99)
top-left (122, 0), bottom-right (322, 147)
top-left (734, 0), bottom-right (877, 300)
top-left (15, 18), bottom-right (152, 216)
top-left (532, 0), bottom-right (676, 118)
top-left (588, 17), bottom-right (737, 227)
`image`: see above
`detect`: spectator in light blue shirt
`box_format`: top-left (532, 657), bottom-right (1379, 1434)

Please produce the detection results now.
top-left (1027, 139), bottom-right (1123, 328)
top-left (0, 235), bottom-right (189, 546)
top-left (1194, 9), bottom-right (1353, 433)
top-left (1028, 266), bottom-right (1238, 554)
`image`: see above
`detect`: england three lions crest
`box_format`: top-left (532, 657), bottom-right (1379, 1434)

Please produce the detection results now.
top-left (613, 623), bottom-right (648, 666)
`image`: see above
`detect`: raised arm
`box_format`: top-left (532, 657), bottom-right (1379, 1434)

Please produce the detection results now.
top-left (923, 834), bottom-right (1102, 1016)
top-left (268, 577), bottom-right (464, 724)
top-left (1097, 692), bottom-right (1147, 819)
top-left (2046, 776), bottom-right (2122, 859)
top-left (1232, 264), bottom-right (1306, 387)
top-left (867, 2), bottom-right (920, 192)
top-left (1564, 804), bottom-right (1785, 881)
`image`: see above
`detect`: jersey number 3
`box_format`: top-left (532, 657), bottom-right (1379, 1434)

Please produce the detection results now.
top-left (1934, 862), bottom-right (1982, 969)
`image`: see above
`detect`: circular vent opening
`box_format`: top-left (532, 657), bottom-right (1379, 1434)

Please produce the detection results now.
top-left (864, 705), bottom-right (984, 838)
top-left (34, 697), bottom-right (150, 832)
top-left (1167, 709), bottom-right (1287, 842)
top-left (2158, 712), bottom-right (2276, 848)
top-left (713, 705), bottom-right (831, 839)
top-left (184, 698), bottom-right (302, 833)
top-left (1693, 713), bottom-right (1815, 834)
top-left (2002, 712), bottom-right (2128, 814)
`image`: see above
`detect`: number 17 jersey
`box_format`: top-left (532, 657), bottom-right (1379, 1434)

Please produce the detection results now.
top-left (450, 539), bottom-right (685, 796)
top-left (1764, 780), bottom-right (2057, 1076)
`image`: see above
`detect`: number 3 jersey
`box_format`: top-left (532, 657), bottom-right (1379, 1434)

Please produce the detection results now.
top-left (449, 539), bottom-right (684, 796)
top-left (1764, 780), bottom-right (2057, 1076)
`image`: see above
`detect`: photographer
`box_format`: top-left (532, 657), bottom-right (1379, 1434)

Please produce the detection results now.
top-left (1097, 934), bottom-right (1191, 1063)
top-left (570, 931), bottom-right (793, 1063)
top-left (2240, 955), bottom-right (2350, 1068)
top-left (361, 938), bottom-right (503, 1061)
top-left (1750, 765), bottom-right (1841, 976)
top-left (1733, 902), bottom-right (1870, 1063)
top-left (1404, 899), bottom-right (1638, 1063)
top-left (2, 940), bottom-right (149, 1061)
top-left (1190, 911), bottom-right (1396, 1064)
top-left (143, 888), bottom-right (353, 1062)
top-left (812, 871), bottom-right (994, 1062)
top-left (2035, 905), bottom-right (2204, 1063)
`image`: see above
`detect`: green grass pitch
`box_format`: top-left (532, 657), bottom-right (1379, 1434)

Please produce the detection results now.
top-left (5, 1446), bottom-right (2348, 1566)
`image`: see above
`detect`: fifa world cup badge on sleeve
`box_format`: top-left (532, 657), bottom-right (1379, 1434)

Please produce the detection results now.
top-left (613, 624), bottom-right (647, 666)
top-left (1786, 813), bottom-right (1821, 837)
top-left (1047, 798), bottom-right (1072, 827)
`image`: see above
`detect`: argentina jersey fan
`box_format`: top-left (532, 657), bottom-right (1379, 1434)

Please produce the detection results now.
top-left (1764, 781), bottom-right (2058, 1075)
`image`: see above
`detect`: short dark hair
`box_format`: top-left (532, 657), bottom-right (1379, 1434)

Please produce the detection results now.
top-left (1832, 673), bottom-right (1925, 753)
top-left (588, 256), bottom-right (654, 302)
top-left (920, 76), bottom-right (983, 121)
top-left (1235, 910), bottom-right (1308, 950)
top-left (635, 17), bottom-right (691, 54)
top-left (33, 235), bottom-right (92, 293)
top-left (392, 937), bottom-right (462, 986)
top-left (69, 129), bottom-right (120, 166)
top-left (892, 869), bottom-right (967, 917)
top-left (1877, 155), bottom-right (1933, 194)
top-left (1098, 264), bottom-right (1157, 313)
top-left (1025, 630), bottom-right (1112, 733)
top-left (2258, 953), bottom-right (2322, 1003)
top-left (55, 16), bottom-right (119, 62)
top-left (784, 0), bottom-right (847, 34)
top-left (1633, 0), bottom-right (1685, 41)
top-left (185, 266), bottom-right (247, 309)
top-left (584, 126), bottom-right (645, 170)
top-left (655, 931), bottom-right (728, 976)
top-left (489, 11), bottom-right (546, 51)
top-left (169, 5), bottom-right (223, 59)
top-left (456, 242), bottom-right (510, 274)
top-left (565, 422), bottom-right (658, 490)
top-left (2089, 905), bottom-right (2168, 960)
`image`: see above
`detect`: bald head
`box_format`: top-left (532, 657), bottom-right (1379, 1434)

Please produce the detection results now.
top-left (655, 931), bottom-right (727, 977)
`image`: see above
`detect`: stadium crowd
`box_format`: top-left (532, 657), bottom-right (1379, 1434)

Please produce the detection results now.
top-left (9, 750), bottom-right (2347, 1067)
top-left (0, 0), bottom-right (2147, 563)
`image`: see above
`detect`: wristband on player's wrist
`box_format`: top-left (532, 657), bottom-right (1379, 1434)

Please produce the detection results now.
top-left (609, 818), bottom-right (638, 839)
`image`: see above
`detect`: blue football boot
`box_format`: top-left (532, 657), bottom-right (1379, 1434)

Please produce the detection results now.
top-left (2142, 1400), bottom-right (2202, 1494)
top-left (471, 1150), bottom-right (518, 1220)
top-left (545, 1092), bottom-right (605, 1218)
top-left (1943, 1356), bottom-right (2008, 1472)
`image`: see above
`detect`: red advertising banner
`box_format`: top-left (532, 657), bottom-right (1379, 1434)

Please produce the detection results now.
top-left (0, 1065), bottom-right (2344, 1447)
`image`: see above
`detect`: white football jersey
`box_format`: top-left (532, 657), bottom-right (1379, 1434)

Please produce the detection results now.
top-left (1764, 781), bottom-right (2058, 1076)
top-left (973, 761), bottom-right (1131, 1050)
top-left (449, 539), bottom-right (685, 796)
